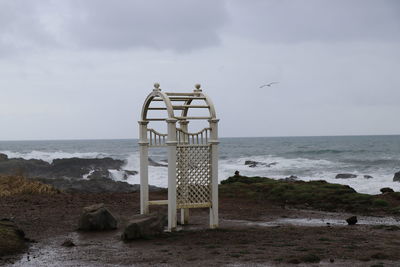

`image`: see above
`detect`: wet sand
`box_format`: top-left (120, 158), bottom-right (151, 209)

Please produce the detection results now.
top-left (1, 192), bottom-right (400, 266)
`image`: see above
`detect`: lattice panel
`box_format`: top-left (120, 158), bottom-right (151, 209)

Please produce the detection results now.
top-left (176, 145), bottom-right (211, 208)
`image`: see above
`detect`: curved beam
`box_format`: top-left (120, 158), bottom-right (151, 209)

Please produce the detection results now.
top-left (141, 90), bottom-right (175, 121)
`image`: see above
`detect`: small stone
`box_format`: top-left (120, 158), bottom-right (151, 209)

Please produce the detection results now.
top-left (335, 173), bottom-right (357, 179)
top-left (61, 239), bottom-right (75, 247)
top-left (363, 175), bottom-right (373, 179)
top-left (346, 216), bottom-right (357, 225)
top-left (380, 187), bottom-right (394, 194)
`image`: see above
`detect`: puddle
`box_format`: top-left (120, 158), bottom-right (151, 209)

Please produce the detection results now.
top-left (226, 215), bottom-right (400, 227)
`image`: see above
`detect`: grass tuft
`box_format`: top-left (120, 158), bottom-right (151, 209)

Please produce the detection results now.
top-left (0, 175), bottom-right (60, 196)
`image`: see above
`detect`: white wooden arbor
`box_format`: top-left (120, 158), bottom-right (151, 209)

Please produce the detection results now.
top-left (139, 83), bottom-right (219, 231)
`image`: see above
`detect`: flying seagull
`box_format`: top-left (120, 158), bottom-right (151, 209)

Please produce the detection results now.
top-left (259, 82), bottom-right (279, 88)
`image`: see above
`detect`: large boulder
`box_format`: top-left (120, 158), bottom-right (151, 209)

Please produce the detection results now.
top-left (122, 213), bottom-right (166, 241)
top-left (0, 219), bottom-right (27, 256)
top-left (335, 173), bottom-right (357, 179)
top-left (393, 171), bottom-right (400, 182)
top-left (78, 203), bottom-right (117, 231)
top-left (0, 153), bottom-right (8, 161)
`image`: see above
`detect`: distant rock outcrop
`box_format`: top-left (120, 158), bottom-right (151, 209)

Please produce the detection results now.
top-left (280, 175), bottom-right (298, 182)
top-left (78, 203), bottom-right (117, 231)
top-left (0, 155), bottom-right (126, 180)
top-left (244, 160), bottom-right (277, 168)
top-left (380, 187), bottom-right (394, 194)
top-left (335, 174), bottom-right (357, 179)
top-left (122, 213), bottom-right (166, 241)
top-left (363, 175), bottom-right (373, 179)
top-left (393, 171), bottom-right (400, 182)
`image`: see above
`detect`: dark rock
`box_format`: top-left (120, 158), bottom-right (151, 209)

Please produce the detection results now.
top-left (380, 187), bottom-right (394, 194)
top-left (124, 170), bottom-right (138, 176)
top-left (33, 177), bottom-right (162, 193)
top-left (78, 203), bottom-right (117, 231)
top-left (87, 170), bottom-right (111, 180)
top-left (234, 170), bottom-right (240, 177)
top-left (346, 216), bottom-right (357, 225)
top-left (363, 175), bottom-right (373, 179)
top-left (244, 160), bottom-right (277, 168)
top-left (0, 158), bottom-right (51, 177)
top-left (283, 175), bottom-right (298, 181)
top-left (61, 239), bottom-right (75, 247)
top-left (0, 156), bottom-right (125, 180)
top-left (122, 213), bottom-right (166, 241)
top-left (148, 158), bottom-right (168, 167)
top-left (122, 170), bottom-right (139, 180)
top-left (50, 157), bottom-right (124, 178)
top-left (288, 258), bottom-right (301, 264)
top-left (393, 171), bottom-right (400, 182)
top-left (335, 173), bottom-right (357, 179)
top-left (0, 153), bottom-right (8, 161)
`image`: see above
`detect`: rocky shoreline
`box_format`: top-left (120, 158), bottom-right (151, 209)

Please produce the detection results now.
top-left (0, 153), bottom-right (167, 193)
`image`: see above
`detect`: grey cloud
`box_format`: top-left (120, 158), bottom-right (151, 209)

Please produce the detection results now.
top-left (226, 0), bottom-right (400, 43)
top-left (64, 0), bottom-right (227, 51)
top-left (0, 0), bottom-right (228, 54)
top-left (0, 0), bottom-right (56, 57)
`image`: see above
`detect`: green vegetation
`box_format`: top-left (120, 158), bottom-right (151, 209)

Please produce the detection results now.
top-left (220, 176), bottom-right (400, 213)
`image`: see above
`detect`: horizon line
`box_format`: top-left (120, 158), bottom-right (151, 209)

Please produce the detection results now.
top-left (0, 133), bottom-right (399, 142)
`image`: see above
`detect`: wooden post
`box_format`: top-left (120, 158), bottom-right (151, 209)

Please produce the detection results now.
top-left (138, 120), bottom-right (149, 214)
top-left (167, 118), bottom-right (178, 231)
top-left (209, 118), bottom-right (219, 228)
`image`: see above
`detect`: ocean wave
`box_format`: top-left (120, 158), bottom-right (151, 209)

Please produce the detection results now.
top-left (2, 149), bottom-right (399, 195)
top-left (340, 158), bottom-right (400, 166)
top-left (0, 150), bottom-right (110, 163)
top-left (285, 149), bottom-right (369, 156)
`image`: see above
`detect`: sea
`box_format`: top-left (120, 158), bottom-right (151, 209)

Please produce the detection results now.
top-left (1, 135), bottom-right (399, 195)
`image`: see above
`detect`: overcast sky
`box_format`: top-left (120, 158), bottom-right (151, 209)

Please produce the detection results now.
top-left (1, 0), bottom-right (399, 140)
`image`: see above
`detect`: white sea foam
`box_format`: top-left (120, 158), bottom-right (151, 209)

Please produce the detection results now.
top-left (1, 149), bottom-right (399, 194)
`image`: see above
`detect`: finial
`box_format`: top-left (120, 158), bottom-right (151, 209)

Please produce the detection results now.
top-left (194, 83), bottom-right (202, 92)
top-left (153, 82), bottom-right (161, 91)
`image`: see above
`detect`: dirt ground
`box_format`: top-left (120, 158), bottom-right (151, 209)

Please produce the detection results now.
top-left (1, 191), bottom-right (400, 266)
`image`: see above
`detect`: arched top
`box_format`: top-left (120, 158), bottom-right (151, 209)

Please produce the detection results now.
top-left (140, 83), bottom-right (217, 122)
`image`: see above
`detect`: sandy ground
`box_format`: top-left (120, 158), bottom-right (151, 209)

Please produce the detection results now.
top-left (1, 191), bottom-right (400, 266)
